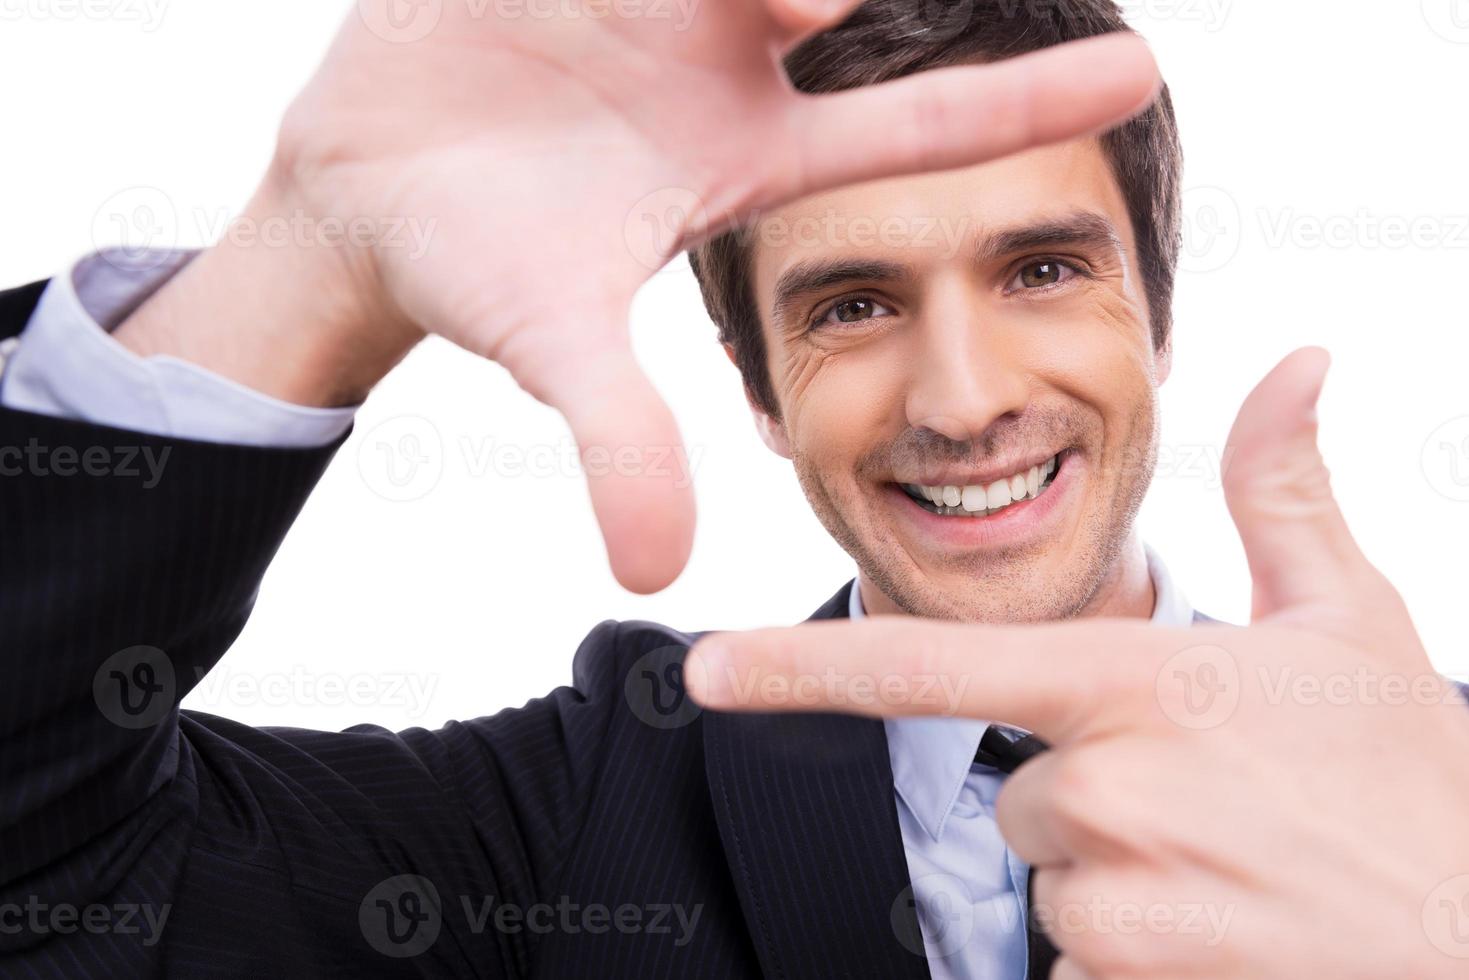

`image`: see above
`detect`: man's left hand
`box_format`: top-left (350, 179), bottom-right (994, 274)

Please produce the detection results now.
top-left (685, 348), bottom-right (1469, 979)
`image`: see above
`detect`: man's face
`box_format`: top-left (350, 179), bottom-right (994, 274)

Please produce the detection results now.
top-left (747, 138), bottom-right (1168, 623)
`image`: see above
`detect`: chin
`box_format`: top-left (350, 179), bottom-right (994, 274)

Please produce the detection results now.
top-left (859, 544), bottom-right (1108, 625)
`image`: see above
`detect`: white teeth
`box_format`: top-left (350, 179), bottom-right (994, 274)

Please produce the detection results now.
top-left (906, 453), bottom-right (1061, 517)
top-left (985, 479), bottom-right (1012, 510)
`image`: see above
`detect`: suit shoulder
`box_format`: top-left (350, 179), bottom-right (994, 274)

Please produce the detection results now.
top-left (0, 279), bottom-right (48, 340)
top-left (569, 617), bottom-right (704, 693)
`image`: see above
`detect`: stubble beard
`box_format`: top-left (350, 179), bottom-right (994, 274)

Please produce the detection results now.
top-left (792, 403), bottom-right (1159, 625)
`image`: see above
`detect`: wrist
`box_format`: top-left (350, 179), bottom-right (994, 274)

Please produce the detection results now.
top-left (112, 164), bottom-right (423, 408)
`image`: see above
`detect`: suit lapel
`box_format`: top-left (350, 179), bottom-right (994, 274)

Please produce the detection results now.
top-left (704, 588), bottom-right (1220, 977)
top-left (1025, 867), bottom-right (1057, 980)
top-left (0, 280), bottom-right (48, 341)
top-left (703, 582), bottom-right (932, 980)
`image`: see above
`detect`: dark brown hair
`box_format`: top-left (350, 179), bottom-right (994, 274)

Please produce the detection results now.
top-left (689, 0), bottom-right (1183, 417)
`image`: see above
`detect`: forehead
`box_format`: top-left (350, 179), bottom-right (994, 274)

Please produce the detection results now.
top-left (750, 137), bottom-right (1134, 307)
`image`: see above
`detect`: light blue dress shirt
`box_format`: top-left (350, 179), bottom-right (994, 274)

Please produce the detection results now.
top-left (860, 547), bottom-right (1196, 979)
top-left (0, 249), bottom-right (1199, 980)
top-left (0, 249), bottom-right (355, 447)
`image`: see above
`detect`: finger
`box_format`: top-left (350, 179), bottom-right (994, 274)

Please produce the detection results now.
top-left (998, 741), bottom-right (1173, 869)
top-left (1222, 347), bottom-right (1375, 619)
top-left (1050, 956), bottom-right (1097, 980)
top-left (1036, 865), bottom-right (1240, 974)
top-left (523, 336), bottom-right (696, 594)
top-left (762, 0), bottom-right (855, 37)
top-left (781, 33), bottom-right (1159, 196)
top-left (683, 616), bottom-right (1198, 741)
top-left (991, 749), bottom-right (1072, 868)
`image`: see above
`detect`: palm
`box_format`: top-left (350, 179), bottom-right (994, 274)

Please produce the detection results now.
top-left (284, 0), bottom-right (1159, 591)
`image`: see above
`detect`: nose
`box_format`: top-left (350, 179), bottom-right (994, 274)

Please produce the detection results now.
top-left (903, 294), bottom-right (1031, 445)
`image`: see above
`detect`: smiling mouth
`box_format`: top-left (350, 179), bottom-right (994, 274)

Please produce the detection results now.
top-left (897, 451), bottom-right (1067, 518)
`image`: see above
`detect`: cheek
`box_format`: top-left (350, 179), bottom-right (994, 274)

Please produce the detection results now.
top-left (1024, 287), bottom-right (1157, 428)
top-left (778, 342), bottom-right (908, 472)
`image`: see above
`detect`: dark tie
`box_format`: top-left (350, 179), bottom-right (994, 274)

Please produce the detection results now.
top-left (972, 724), bottom-right (1049, 774)
top-left (973, 724), bottom-right (1058, 980)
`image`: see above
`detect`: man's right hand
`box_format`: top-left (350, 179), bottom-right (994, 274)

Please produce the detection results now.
top-left (114, 0), bottom-right (1160, 593)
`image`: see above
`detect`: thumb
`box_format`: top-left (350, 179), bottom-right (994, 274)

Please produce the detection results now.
top-left (516, 331), bottom-right (696, 595)
top-left (1222, 347), bottom-right (1370, 620)
top-left (763, 0), bottom-right (853, 36)
top-left (780, 34), bottom-right (1160, 197)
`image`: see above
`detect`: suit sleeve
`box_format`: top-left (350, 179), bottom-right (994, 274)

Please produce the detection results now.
top-left (0, 282), bottom-right (617, 977)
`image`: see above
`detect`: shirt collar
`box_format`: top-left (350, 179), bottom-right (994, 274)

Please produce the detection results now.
top-left (864, 543), bottom-right (1195, 842)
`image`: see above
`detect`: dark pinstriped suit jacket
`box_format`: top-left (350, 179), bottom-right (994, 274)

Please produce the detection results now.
top-left (0, 278), bottom-right (1206, 978)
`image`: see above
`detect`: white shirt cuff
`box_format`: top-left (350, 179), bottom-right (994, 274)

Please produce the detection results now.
top-left (0, 248), bottom-right (357, 448)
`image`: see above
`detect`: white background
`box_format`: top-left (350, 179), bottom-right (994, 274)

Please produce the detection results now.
top-left (3, 0), bottom-right (1468, 730)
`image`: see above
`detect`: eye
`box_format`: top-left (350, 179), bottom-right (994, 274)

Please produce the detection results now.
top-left (1010, 259), bottom-right (1079, 291)
top-left (813, 295), bottom-right (895, 329)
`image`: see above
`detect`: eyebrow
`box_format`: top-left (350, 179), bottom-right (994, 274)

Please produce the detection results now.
top-left (766, 211), bottom-right (1126, 329)
top-left (973, 211), bottom-right (1125, 265)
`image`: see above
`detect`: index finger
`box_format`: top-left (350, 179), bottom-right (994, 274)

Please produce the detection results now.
top-left (683, 616), bottom-right (1207, 743)
top-left (523, 339), bottom-right (696, 595)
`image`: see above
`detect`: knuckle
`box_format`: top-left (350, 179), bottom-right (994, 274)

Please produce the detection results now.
top-left (896, 91), bottom-right (956, 174)
top-left (890, 623), bottom-right (950, 680)
top-left (1048, 751), bottom-right (1118, 828)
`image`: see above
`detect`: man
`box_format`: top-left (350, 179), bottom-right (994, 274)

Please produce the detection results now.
top-left (679, 10), bottom-right (1195, 972)
top-left (0, 0), bottom-right (1161, 974)
top-left (2, 4), bottom-right (1465, 980)
top-left (681, 22), bottom-right (1469, 976)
